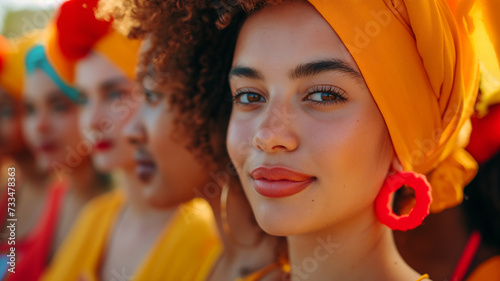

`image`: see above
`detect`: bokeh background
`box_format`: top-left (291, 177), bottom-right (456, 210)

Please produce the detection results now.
top-left (0, 0), bottom-right (58, 37)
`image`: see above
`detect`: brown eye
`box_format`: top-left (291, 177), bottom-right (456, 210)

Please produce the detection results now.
top-left (304, 85), bottom-right (348, 106)
top-left (308, 92), bottom-right (337, 102)
top-left (234, 92), bottom-right (265, 104)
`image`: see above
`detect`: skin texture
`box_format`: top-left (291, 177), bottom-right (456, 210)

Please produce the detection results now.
top-left (227, 1), bottom-right (393, 238)
top-left (226, 2), bottom-right (426, 280)
top-left (0, 88), bottom-right (26, 156)
top-left (23, 69), bottom-right (87, 173)
top-left (124, 73), bottom-right (212, 208)
top-left (76, 52), bottom-right (138, 172)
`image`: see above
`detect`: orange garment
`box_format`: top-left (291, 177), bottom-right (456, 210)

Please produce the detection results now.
top-left (308, 0), bottom-right (479, 213)
top-left (3, 181), bottom-right (67, 281)
top-left (466, 256), bottom-right (500, 281)
top-left (40, 189), bottom-right (221, 281)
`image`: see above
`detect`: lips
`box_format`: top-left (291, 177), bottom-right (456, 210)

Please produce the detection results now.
top-left (94, 140), bottom-right (113, 151)
top-left (251, 167), bottom-right (315, 198)
top-left (37, 141), bottom-right (57, 153)
top-left (134, 151), bottom-right (157, 183)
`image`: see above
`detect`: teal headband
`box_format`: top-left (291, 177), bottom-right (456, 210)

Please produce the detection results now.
top-left (25, 44), bottom-right (79, 102)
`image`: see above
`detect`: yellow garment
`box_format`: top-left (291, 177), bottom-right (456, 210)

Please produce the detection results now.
top-left (0, 32), bottom-right (40, 99)
top-left (309, 0), bottom-right (479, 213)
top-left (40, 189), bottom-right (221, 281)
top-left (416, 274), bottom-right (430, 281)
top-left (466, 256), bottom-right (500, 281)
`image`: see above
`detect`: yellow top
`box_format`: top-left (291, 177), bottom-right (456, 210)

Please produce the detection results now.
top-left (40, 189), bottom-right (221, 281)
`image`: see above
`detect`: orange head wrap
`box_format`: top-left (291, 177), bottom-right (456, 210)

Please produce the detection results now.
top-left (46, 0), bottom-right (140, 84)
top-left (0, 32), bottom-right (41, 99)
top-left (308, 0), bottom-right (479, 213)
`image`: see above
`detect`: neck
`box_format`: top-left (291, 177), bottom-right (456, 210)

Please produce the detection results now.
top-left (205, 180), bottom-right (269, 256)
top-left (116, 167), bottom-right (174, 222)
top-left (10, 149), bottom-right (48, 189)
top-left (64, 158), bottom-right (105, 202)
top-left (287, 208), bottom-right (415, 281)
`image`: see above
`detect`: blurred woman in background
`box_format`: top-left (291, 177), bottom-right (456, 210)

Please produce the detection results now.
top-left (0, 33), bottom-right (50, 280)
top-left (6, 28), bottom-right (110, 281)
top-left (41, 0), bottom-right (221, 280)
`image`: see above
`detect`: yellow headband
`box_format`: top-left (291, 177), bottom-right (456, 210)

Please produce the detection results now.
top-left (309, 0), bottom-right (479, 213)
top-left (0, 32), bottom-right (41, 99)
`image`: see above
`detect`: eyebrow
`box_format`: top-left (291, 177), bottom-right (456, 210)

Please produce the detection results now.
top-left (47, 91), bottom-right (71, 102)
top-left (229, 66), bottom-right (263, 80)
top-left (229, 59), bottom-right (363, 81)
top-left (100, 77), bottom-right (130, 92)
top-left (289, 59), bottom-right (362, 80)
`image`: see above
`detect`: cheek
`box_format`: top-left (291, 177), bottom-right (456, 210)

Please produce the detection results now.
top-left (22, 118), bottom-right (38, 147)
top-left (304, 106), bottom-right (392, 195)
top-left (78, 107), bottom-right (92, 131)
top-left (56, 112), bottom-right (83, 145)
top-left (227, 115), bottom-right (254, 172)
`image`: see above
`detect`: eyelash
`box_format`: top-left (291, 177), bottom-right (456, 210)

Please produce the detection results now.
top-left (303, 85), bottom-right (348, 106)
top-left (232, 88), bottom-right (264, 106)
top-left (143, 88), bottom-right (161, 104)
top-left (232, 85), bottom-right (348, 106)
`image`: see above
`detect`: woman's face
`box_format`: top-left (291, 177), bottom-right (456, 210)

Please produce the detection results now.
top-left (23, 69), bottom-right (85, 172)
top-left (76, 52), bottom-right (138, 172)
top-left (227, 1), bottom-right (394, 236)
top-left (124, 73), bottom-right (212, 208)
top-left (0, 88), bottom-right (26, 157)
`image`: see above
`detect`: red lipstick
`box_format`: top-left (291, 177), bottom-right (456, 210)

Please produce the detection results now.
top-left (95, 140), bottom-right (113, 151)
top-left (250, 167), bottom-right (315, 198)
top-left (37, 142), bottom-right (57, 153)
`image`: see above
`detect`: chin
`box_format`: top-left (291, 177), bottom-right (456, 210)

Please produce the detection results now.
top-left (251, 199), bottom-right (314, 237)
top-left (92, 156), bottom-right (117, 173)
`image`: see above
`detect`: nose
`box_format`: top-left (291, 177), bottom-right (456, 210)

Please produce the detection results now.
top-left (123, 102), bottom-right (146, 146)
top-left (35, 108), bottom-right (50, 134)
top-left (82, 100), bottom-right (102, 132)
top-left (252, 104), bottom-right (299, 153)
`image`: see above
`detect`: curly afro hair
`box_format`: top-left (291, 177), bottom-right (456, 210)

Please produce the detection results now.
top-left (97, 0), bottom-right (296, 169)
top-left (98, 0), bottom-right (241, 168)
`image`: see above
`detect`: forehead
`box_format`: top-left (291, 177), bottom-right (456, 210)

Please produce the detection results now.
top-left (24, 69), bottom-right (61, 99)
top-left (75, 52), bottom-right (126, 88)
top-left (232, 1), bottom-right (357, 70)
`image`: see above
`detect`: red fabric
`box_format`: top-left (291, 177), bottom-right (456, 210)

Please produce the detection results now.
top-left (55, 0), bottom-right (111, 60)
top-left (466, 104), bottom-right (500, 164)
top-left (0, 186), bottom-right (10, 231)
top-left (450, 231), bottom-right (482, 281)
top-left (5, 181), bottom-right (67, 281)
top-left (0, 35), bottom-right (8, 74)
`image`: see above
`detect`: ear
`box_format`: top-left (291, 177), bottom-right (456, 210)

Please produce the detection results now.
top-left (391, 156), bottom-right (403, 173)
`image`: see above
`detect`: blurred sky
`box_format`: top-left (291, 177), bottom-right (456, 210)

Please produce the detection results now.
top-left (0, 0), bottom-right (60, 33)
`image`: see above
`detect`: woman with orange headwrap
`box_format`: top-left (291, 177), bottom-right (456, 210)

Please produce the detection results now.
top-left (40, 0), bottom-right (221, 280)
top-left (211, 0), bottom-right (480, 280)
top-left (98, 0), bottom-right (479, 279)
top-left (0, 33), bottom-right (52, 280)
top-left (4, 28), bottom-right (111, 280)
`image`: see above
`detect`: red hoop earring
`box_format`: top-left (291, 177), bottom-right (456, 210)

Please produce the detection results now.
top-left (375, 171), bottom-right (432, 231)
